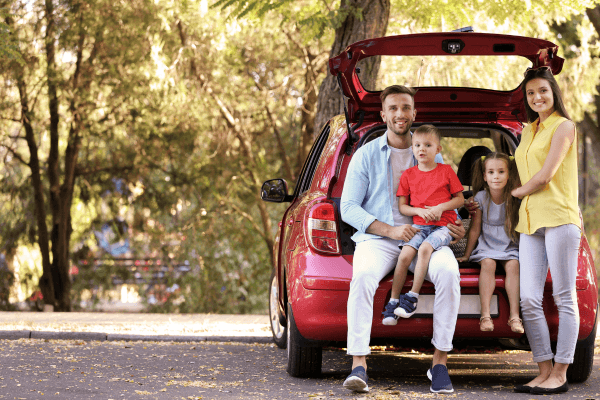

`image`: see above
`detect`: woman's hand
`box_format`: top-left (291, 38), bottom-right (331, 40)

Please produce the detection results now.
top-left (464, 197), bottom-right (479, 215)
top-left (511, 187), bottom-right (524, 199)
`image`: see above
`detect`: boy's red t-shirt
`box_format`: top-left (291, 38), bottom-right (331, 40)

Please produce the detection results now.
top-left (396, 163), bottom-right (463, 226)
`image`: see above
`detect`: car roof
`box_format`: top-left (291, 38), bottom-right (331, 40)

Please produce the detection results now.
top-left (329, 32), bottom-right (563, 124)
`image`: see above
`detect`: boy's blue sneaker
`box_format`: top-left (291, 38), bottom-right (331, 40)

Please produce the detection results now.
top-left (428, 364), bottom-right (454, 394)
top-left (343, 366), bottom-right (369, 393)
top-left (382, 301), bottom-right (399, 325)
top-left (394, 293), bottom-right (418, 318)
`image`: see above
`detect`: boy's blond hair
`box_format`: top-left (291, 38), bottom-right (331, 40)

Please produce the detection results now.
top-left (413, 124), bottom-right (441, 143)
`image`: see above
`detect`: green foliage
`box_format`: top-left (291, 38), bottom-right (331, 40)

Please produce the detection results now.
top-left (0, 7), bottom-right (23, 64)
top-left (0, 268), bottom-right (15, 311)
top-left (389, 0), bottom-right (600, 31)
top-left (213, 0), bottom-right (365, 40)
top-left (2, 0), bottom-right (600, 313)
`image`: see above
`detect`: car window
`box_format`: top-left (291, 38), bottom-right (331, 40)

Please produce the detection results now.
top-left (357, 55), bottom-right (531, 91)
top-left (357, 123), bottom-right (516, 189)
top-left (293, 125), bottom-right (330, 196)
top-left (442, 137), bottom-right (496, 170)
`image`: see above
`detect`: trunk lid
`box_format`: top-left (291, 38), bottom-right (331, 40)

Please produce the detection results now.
top-left (329, 32), bottom-right (563, 124)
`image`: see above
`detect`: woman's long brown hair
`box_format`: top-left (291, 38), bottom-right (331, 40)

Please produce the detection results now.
top-left (521, 68), bottom-right (571, 123)
top-left (471, 152), bottom-right (521, 242)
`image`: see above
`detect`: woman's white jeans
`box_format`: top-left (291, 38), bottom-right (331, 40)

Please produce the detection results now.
top-left (519, 224), bottom-right (581, 364)
top-left (347, 238), bottom-right (461, 355)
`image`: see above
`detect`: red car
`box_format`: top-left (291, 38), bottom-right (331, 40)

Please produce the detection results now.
top-left (261, 31), bottom-right (598, 382)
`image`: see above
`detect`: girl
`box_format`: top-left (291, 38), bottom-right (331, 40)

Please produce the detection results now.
top-left (511, 67), bottom-right (580, 395)
top-left (457, 152), bottom-right (523, 334)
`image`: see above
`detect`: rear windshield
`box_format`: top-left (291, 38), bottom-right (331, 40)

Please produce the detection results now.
top-left (357, 55), bottom-right (531, 92)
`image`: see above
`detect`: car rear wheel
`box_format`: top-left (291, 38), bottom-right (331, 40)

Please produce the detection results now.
top-left (567, 310), bottom-right (597, 383)
top-left (287, 302), bottom-right (322, 377)
top-left (269, 271), bottom-right (287, 349)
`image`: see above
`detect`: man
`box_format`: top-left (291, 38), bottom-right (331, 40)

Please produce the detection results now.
top-left (340, 85), bottom-right (464, 394)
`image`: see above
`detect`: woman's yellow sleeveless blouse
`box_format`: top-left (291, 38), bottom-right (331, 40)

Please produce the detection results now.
top-left (514, 111), bottom-right (580, 235)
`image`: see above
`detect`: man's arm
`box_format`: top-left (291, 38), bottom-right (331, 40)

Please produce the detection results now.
top-left (340, 150), bottom-right (378, 233)
top-left (340, 149), bottom-right (418, 241)
top-left (365, 220), bottom-right (420, 242)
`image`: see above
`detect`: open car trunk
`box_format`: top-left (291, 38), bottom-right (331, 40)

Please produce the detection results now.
top-left (334, 122), bottom-right (519, 268)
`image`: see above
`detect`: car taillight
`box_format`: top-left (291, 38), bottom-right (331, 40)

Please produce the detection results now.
top-left (307, 202), bottom-right (340, 254)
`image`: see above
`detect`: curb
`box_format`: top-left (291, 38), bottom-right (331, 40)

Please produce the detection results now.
top-left (0, 330), bottom-right (272, 344)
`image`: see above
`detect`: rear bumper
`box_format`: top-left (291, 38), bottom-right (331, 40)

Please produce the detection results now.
top-left (292, 269), bottom-right (598, 343)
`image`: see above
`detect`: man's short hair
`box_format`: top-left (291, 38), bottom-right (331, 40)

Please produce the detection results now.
top-left (413, 124), bottom-right (441, 142)
top-left (380, 85), bottom-right (417, 104)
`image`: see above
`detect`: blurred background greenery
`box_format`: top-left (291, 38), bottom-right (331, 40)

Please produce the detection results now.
top-left (1, 0), bottom-right (600, 313)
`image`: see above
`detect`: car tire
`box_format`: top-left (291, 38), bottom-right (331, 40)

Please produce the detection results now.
top-left (287, 302), bottom-right (322, 377)
top-left (567, 307), bottom-right (598, 383)
top-left (269, 271), bottom-right (287, 349)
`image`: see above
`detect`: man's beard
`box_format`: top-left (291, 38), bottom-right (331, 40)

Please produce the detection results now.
top-left (388, 120), bottom-right (412, 137)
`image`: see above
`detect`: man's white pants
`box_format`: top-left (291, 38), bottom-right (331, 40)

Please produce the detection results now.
top-left (347, 237), bottom-right (461, 355)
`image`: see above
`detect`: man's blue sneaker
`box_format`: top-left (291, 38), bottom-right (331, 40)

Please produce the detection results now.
top-left (382, 301), bottom-right (399, 325)
top-left (428, 364), bottom-right (454, 393)
top-left (394, 293), bottom-right (418, 318)
top-left (343, 366), bottom-right (369, 393)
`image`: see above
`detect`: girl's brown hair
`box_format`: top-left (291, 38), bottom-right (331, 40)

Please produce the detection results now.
top-left (471, 152), bottom-right (521, 242)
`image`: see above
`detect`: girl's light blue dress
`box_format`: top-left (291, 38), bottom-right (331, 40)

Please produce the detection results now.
top-left (469, 191), bottom-right (519, 262)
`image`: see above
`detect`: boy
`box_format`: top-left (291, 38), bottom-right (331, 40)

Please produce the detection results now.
top-left (382, 125), bottom-right (464, 325)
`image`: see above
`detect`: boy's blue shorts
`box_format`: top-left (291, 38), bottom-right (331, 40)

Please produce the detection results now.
top-left (399, 224), bottom-right (452, 251)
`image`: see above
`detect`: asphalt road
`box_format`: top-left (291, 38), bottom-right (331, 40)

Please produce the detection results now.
top-left (1, 339), bottom-right (599, 400)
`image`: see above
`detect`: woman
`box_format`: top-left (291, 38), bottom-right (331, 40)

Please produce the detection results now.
top-left (511, 66), bottom-right (580, 395)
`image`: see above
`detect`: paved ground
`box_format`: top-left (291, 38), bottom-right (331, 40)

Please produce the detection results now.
top-left (0, 339), bottom-right (599, 399)
top-left (0, 312), bottom-right (599, 399)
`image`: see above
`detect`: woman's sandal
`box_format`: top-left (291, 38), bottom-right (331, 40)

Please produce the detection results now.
top-left (479, 316), bottom-right (494, 331)
top-left (507, 317), bottom-right (525, 334)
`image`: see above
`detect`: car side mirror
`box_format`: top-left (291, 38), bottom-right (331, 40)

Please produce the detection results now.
top-left (261, 179), bottom-right (293, 202)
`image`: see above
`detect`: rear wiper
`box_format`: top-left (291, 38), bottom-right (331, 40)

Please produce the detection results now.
top-left (451, 26), bottom-right (474, 32)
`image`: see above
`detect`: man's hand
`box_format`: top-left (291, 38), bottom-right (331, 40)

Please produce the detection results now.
top-left (464, 197), bottom-right (479, 215)
top-left (456, 255), bottom-right (470, 263)
top-left (387, 224), bottom-right (420, 242)
top-left (447, 219), bottom-right (466, 244)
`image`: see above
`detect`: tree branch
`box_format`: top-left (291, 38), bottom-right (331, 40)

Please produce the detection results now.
top-left (586, 5), bottom-right (600, 35)
top-left (2, 145), bottom-right (29, 166)
top-left (75, 164), bottom-right (135, 177)
top-left (217, 196), bottom-right (268, 242)
top-left (0, 116), bottom-right (22, 122)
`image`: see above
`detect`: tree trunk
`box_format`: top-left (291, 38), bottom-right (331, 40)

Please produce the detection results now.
top-left (5, 12), bottom-right (57, 307)
top-left (45, 0), bottom-right (75, 311)
top-left (298, 49), bottom-right (320, 172)
top-left (313, 0), bottom-right (390, 134)
top-left (582, 5), bottom-right (600, 204)
top-left (16, 73), bottom-right (56, 307)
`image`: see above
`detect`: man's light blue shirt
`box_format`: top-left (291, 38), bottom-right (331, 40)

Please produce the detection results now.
top-left (340, 131), bottom-right (444, 243)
